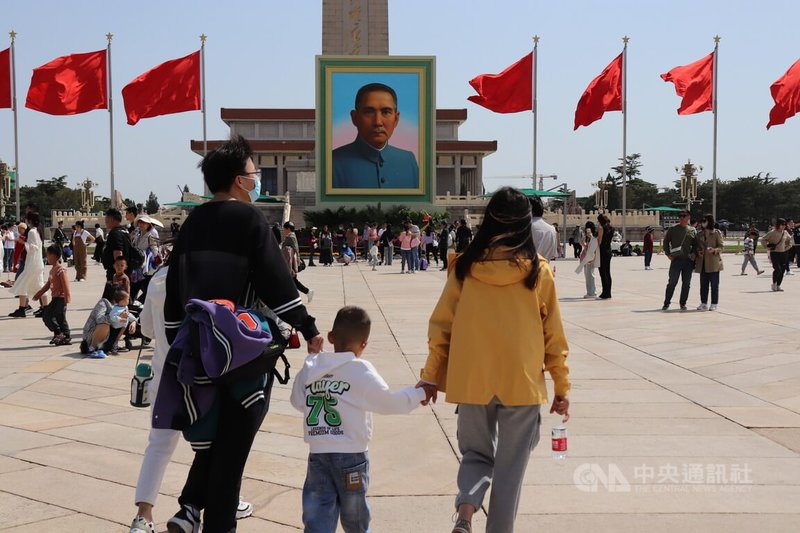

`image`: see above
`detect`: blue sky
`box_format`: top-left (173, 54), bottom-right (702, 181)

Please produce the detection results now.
top-left (1, 0), bottom-right (799, 205)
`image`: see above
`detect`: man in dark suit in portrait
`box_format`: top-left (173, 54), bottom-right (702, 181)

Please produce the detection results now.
top-left (332, 83), bottom-right (419, 189)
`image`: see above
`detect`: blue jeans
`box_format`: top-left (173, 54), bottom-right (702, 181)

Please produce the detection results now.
top-left (410, 246), bottom-right (419, 272)
top-left (383, 245), bottom-right (393, 265)
top-left (400, 249), bottom-right (412, 271)
top-left (699, 271), bottom-right (720, 305)
top-left (664, 256), bottom-right (694, 306)
top-left (303, 452), bottom-right (371, 533)
top-left (3, 248), bottom-right (13, 271)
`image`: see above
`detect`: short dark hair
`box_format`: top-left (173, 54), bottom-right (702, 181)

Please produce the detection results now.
top-left (777, 218), bottom-right (787, 226)
top-left (95, 223), bottom-right (100, 228)
top-left (354, 83), bottom-right (398, 110)
top-left (678, 210), bottom-right (690, 217)
top-left (529, 195), bottom-right (544, 217)
top-left (112, 289), bottom-right (129, 304)
top-left (46, 244), bottom-right (61, 257)
top-left (114, 256), bottom-right (127, 264)
top-left (283, 221), bottom-right (295, 231)
top-left (75, 220), bottom-right (84, 229)
top-left (200, 134), bottom-right (253, 193)
top-left (332, 306), bottom-right (371, 347)
top-left (126, 206), bottom-right (138, 216)
top-left (105, 208), bottom-right (122, 222)
top-left (57, 220), bottom-right (63, 225)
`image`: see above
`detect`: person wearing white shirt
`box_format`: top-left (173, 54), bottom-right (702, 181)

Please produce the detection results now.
top-left (529, 195), bottom-right (557, 262)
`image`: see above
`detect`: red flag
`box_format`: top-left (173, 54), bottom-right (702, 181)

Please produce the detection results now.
top-left (468, 53), bottom-right (532, 113)
top-left (661, 53), bottom-right (714, 115)
top-left (26, 50), bottom-right (107, 115)
top-left (0, 48), bottom-right (11, 109)
top-left (574, 54), bottom-right (623, 130)
top-left (122, 51), bottom-right (201, 126)
top-left (767, 58), bottom-right (800, 129)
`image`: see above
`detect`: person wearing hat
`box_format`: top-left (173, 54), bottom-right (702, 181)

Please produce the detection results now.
top-left (643, 226), bottom-right (655, 270)
top-left (662, 211), bottom-right (699, 311)
top-left (130, 214), bottom-right (161, 305)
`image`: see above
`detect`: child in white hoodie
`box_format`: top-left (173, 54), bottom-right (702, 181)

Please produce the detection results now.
top-left (290, 306), bottom-right (429, 533)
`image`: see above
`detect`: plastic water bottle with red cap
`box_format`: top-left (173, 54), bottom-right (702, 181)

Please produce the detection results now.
top-left (551, 423), bottom-right (567, 461)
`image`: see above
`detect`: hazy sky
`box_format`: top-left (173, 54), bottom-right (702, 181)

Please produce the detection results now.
top-left (1, 0), bottom-right (799, 205)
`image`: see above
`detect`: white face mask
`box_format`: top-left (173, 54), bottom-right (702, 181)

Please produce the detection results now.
top-left (238, 175), bottom-right (260, 203)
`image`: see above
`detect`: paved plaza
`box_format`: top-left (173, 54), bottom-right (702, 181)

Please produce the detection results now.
top-left (1, 253), bottom-right (799, 532)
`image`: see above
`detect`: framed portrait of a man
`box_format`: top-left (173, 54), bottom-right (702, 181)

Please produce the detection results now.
top-left (316, 56), bottom-right (435, 202)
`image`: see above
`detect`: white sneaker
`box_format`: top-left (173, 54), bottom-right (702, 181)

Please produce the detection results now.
top-left (771, 283), bottom-right (778, 291)
top-left (130, 516), bottom-right (155, 533)
top-left (709, 304), bottom-right (718, 311)
top-left (307, 289), bottom-right (314, 304)
top-left (777, 286), bottom-right (785, 292)
top-left (236, 499), bottom-right (253, 520)
top-left (697, 303), bottom-right (708, 311)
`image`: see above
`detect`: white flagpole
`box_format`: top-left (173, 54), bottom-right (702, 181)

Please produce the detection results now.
top-left (712, 35), bottom-right (720, 220)
top-left (621, 36), bottom-right (629, 240)
top-left (532, 35), bottom-right (539, 190)
top-left (106, 33), bottom-right (116, 208)
top-left (10, 30), bottom-right (20, 220)
top-left (200, 34), bottom-right (208, 196)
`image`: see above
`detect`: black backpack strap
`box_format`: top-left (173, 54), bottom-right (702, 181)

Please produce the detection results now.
top-left (271, 353), bottom-right (291, 385)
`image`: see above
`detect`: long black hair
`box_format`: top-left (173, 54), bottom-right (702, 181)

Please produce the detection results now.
top-left (455, 187), bottom-right (540, 289)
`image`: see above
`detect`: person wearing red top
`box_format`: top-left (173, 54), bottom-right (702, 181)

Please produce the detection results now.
top-left (33, 244), bottom-right (72, 345)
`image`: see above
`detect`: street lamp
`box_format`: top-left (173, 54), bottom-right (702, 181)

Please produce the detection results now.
top-left (593, 178), bottom-right (613, 212)
top-left (675, 159), bottom-right (702, 210)
top-left (79, 178), bottom-right (97, 213)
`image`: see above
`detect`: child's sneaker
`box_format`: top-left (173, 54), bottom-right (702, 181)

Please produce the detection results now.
top-left (236, 499), bottom-right (253, 519)
top-left (166, 504), bottom-right (201, 533)
top-left (88, 350), bottom-right (106, 359)
top-left (129, 515), bottom-right (155, 533)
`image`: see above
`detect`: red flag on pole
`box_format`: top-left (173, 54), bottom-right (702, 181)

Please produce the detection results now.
top-left (468, 53), bottom-right (532, 113)
top-left (660, 53), bottom-right (714, 115)
top-left (767, 58), bottom-right (800, 129)
top-left (574, 53), bottom-right (623, 130)
top-left (25, 50), bottom-right (107, 115)
top-left (0, 48), bottom-right (11, 109)
top-left (122, 50), bottom-right (201, 126)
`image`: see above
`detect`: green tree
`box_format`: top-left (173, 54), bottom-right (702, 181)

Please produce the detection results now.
top-left (145, 191), bottom-right (160, 214)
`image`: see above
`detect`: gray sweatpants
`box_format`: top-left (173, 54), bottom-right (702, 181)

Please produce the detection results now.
top-left (456, 399), bottom-right (542, 533)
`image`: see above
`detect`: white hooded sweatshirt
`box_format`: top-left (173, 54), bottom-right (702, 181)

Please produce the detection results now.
top-left (290, 351), bottom-right (426, 454)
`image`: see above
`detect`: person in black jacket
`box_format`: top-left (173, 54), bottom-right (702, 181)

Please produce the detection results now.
top-left (101, 208), bottom-right (130, 301)
top-left (379, 221), bottom-right (394, 266)
top-left (438, 221), bottom-right (450, 270)
top-left (164, 135), bottom-right (324, 533)
top-left (455, 219), bottom-right (472, 253)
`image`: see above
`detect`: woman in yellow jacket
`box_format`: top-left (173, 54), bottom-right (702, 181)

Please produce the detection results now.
top-left (418, 187), bottom-right (570, 533)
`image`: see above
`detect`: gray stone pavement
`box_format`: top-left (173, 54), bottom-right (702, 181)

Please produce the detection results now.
top-left (0, 253), bottom-right (798, 532)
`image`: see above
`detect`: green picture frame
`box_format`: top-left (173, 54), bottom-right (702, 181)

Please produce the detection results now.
top-left (316, 55), bottom-right (435, 204)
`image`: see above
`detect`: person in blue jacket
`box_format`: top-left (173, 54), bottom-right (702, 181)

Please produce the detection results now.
top-left (332, 83), bottom-right (419, 189)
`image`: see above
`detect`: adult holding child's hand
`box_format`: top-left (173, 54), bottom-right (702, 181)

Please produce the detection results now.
top-left (419, 187), bottom-right (571, 533)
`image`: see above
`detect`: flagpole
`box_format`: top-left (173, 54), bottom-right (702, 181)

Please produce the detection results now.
top-left (10, 30), bottom-right (19, 221)
top-left (621, 36), bottom-right (629, 240)
top-left (712, 35), bottom-right (720, 220)
top-left (106, 33), bottom-right (116, 208)
top-left (200, 33), bottom-right (208, 196)
top-left (532, 35), bottom-right (539, 190)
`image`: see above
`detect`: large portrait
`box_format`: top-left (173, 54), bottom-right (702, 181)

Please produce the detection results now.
top-left (316, 56), bottom-right (435, 202)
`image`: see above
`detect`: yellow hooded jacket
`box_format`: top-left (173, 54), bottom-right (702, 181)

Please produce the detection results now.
top-left (421, 250), bottom-right (570, 406)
